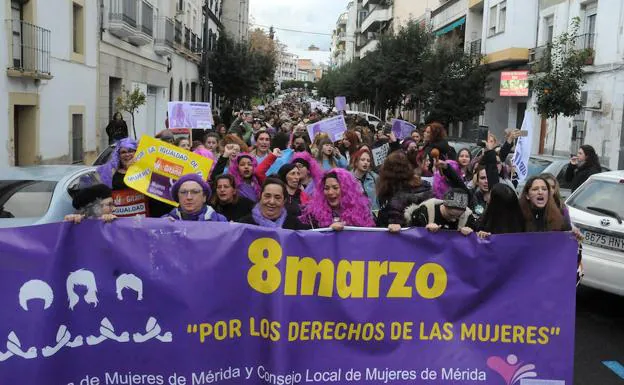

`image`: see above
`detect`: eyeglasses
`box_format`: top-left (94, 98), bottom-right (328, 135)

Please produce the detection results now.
top-left (119, 149), bottom-right (136, 156)
top-left (178, 189), bottom-right (203, 197)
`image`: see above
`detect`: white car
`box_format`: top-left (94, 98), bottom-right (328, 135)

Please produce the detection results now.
top-left (566, 171), bottom-right (624, 296)
top-left (345, 111), bottom-right (383, 128)
top-left (0, 166), bottom-right (99, 228)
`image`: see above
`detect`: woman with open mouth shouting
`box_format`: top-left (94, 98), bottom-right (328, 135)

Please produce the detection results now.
top-left (519, 176), bottom-right (570, 232)
top-left (229, 154), bottom-right (262, 203)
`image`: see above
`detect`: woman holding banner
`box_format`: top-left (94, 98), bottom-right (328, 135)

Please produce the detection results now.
top-left (519, 176), bottom-right (570, 232)
top-left (211, 175), bottom-right (255, 222)
top-left (163, 174), bottom-right (227, 222)
top-left (300, 169), bottom-right (375, 230)
top-left (239, 178), bottom-right (310, 230)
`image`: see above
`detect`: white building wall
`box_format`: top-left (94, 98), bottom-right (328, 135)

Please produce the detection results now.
top-left (0, 0), bottom-right (99, 166)
top-left (534, 0), bottom-right (624, 168)
top-left (481, 0), bottom-right (538, 55)
top-left (221, 0), bottom-right (249, 43)
top-left (345, 1), bottom-right (359, 62)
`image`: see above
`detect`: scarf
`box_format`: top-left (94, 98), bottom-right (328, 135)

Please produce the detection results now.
top-left (252, 205), bottom-right (287, 228)
top-left (173, 206), bottom-right (216, 221)
top-left (238, 182), bottom-right (259, 202)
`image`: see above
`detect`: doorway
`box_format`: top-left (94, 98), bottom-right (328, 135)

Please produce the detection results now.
top-left (516, 102), bottom-right (527, 129)
top-left (13, 105), bottom-right (37, 166)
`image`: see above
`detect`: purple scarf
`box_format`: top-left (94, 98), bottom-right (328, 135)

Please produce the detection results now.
top-left (252, 205), bottom-right (287, 228)
top-left (238, 182), bottom-right (259, 203)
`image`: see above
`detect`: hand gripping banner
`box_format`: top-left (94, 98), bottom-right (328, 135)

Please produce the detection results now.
top-left (0, 221), bottom-right (577, 385)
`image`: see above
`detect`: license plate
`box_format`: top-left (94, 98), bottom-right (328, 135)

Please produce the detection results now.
top-left (581, 229), bottom-right (624, 253)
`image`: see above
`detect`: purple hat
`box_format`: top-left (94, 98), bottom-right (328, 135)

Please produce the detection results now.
top-left (170, 173), bottom-right (211, 203)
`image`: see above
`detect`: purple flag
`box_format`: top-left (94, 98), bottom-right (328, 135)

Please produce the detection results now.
top-left (391, 119), bottom-right (417, 140)
top-left (0, 221), bottom-right (576, 384)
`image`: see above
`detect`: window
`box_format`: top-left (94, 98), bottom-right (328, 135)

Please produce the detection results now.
top-left (544, 16), bottom-right (554, 44)
top-left (568, 179), bottom-right (624, 219)
top-left (0, 181), bottom-right (57, 219)
top-left (488, 1), bottom-right (506, 37)
top-left (72, 2), bottom-right (84, 56)
top-left (583, 2), bottom-right (597, 50)
top-left (71, 114), bottom-right (84, 163)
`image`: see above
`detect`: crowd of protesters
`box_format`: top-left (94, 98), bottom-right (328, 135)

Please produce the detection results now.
top-left (75, 93), bottom-right (598, 261)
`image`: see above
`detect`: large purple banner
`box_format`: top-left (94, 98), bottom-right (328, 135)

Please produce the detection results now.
top-left (0, 220), bottom-right (576, 385)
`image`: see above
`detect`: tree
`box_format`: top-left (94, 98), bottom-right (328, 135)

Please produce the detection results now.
top-left (116, 85), bottom-right (146, 140)
top-left (209, 32), bottom-right (277, 105)
top-left (532, 17), bottom-right (591, 154)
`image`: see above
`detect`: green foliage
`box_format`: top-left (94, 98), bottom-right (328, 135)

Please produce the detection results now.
top-left (317, 20), bottom-right (490, 124)
top-left (209, 34), bottom-right (277, 104)
top-left (532, 18), bottom-right (591, 119)
top-left (116, 85), bottom-right (146, 139)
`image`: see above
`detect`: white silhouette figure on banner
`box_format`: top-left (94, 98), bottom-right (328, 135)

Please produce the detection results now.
top-left (86, 318), bottom-right (130, 345)
top-left (66, 269), bottom-right (99, 310)
top-left (6, 332), bottom-right (37, 359)
top-left (19, 279), bottom-right (54, 311)
top-left (116, 274), bottom-right (143, 301)
top-left (42, 325), bottom-right (83, 357)
top-left (133, 317), bottom-right (172, 343)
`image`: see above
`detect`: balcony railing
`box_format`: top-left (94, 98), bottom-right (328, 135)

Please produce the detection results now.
top-left (576, 33), bottom-right (596, 64)
top-left (5, 20), bottom-right (51, 78)
top-left (468, 38), bottom-right (481, 57)
top-left (110, 0), bottom-right (137, 27)
top-left (174, 20), bottom-right (182, 44)
top-left (154, 17), bottom-right (174, 55)
top-left (140, 0), bottom-right (153, 35)
top-left (184, 27), bottom-right (191, 50)
top-left (195, 36), bottom-right (202, 54)
top-left (109, 0), bottom-right (138, 38)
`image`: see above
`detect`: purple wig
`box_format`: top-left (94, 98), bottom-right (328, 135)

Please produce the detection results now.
top-left (97, 138), bottom-right (138, 188)
top-left (300, 168), bottom-right (375, 228)
top-left (291, 151), bottom-right (323, 186)
top-left (229, 153), bottom-right (261, 198)
top-left (433, 160), bottom-right (461, 199)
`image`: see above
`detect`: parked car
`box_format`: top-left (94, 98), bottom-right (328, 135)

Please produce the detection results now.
top-left (93, 143), bottom-right (116, 166)
top-left (345, 111), bottom-right (383, 128)
top-left (566, 171), bottom-right (624, 296)
top-left (0, 166), bottom-right (100, 228)
top-left (516, 155), bottom-right (610, 199)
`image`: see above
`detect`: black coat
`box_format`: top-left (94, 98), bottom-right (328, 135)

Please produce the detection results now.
top-left (565, 163), bottom-right (601, 192)
top-left (377, 183), bottom-right (433, 227)
top-left (105, 119), bottom-right (129, 143)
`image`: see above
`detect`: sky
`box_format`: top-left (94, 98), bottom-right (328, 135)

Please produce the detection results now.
top-left (249, 0), bottom-right (348, 54)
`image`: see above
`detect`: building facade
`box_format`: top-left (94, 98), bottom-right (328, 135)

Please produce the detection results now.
top-left (98, 0), bottom-right (206, 150)
top-left (1, 0), bottom-right (99, 167)
top-left (331, 12), bottom-right (348, 68)
top-left (531, 0), bottom-right (623, 169)
top-left (275, 42), bottom-right (298, 86)
top-left (221, 0), bottom-right (248, 43)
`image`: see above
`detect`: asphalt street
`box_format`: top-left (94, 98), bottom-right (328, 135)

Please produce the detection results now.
top-left (575, 286), bottom-right (624, 384)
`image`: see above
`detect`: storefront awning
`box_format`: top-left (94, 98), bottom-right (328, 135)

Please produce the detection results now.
top-left (435, 17), bottom-right (466, 36)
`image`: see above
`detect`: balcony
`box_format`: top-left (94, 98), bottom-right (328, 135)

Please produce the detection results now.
top-left (528, 45), bottom-right (551, 72)
top-left (359, 38), bottom-right (379, 58)
top-left (184, 27), bottom-right (191, 50)
top-left (109, 0), bottom-right (137, 38)
top-left (174, 20), bottom-right (182, 44)
top-left (5, 20), bottom-right (52, 79)
top-left (154, 17), bottom-right (174, 56)
top-left (575, 33), bottom-right (596, 65)
top-left (467, 38), bottom-right (481, 57)
top-left (361, 5), bottom-right (393, 34)
top-left (128, 0), bottom-right (153, 45)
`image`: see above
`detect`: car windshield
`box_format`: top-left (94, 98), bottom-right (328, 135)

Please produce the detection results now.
top-left (567, 179), bottom-right (624, 219)
top-left (527, 158), bottom-right (552, 178)
top-left (0, 180), bottom-right (57, 219)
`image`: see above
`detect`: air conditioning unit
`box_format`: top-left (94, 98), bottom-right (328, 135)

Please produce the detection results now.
top-left (583, 90), bottom-right (602, 111)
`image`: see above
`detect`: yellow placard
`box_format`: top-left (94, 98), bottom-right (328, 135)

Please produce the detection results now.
top-left (124, 136), bottom-right (214, 206)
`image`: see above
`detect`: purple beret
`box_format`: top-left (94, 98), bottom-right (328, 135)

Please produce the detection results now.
top-left (170, 173), bottom-right (211, 202)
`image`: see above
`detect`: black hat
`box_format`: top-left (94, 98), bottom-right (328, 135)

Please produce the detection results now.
top-left (72, 184), bottom-right (112, 210)
top-left (443, 188), bottom-right (469, 210)
top-left (277, 164), bottom-right (297, 183)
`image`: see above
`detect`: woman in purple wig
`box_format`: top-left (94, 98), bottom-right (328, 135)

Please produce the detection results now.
top-left (97, 138), bottom-right (138, 189)
top-left (229, 153), bottom-right (261, 203)
top-left (300, 168), bottom-right (375, 230)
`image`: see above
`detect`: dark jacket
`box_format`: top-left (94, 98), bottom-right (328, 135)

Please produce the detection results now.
top-left (423, 139), bottom-right (456, 161)
top-left (238, 214), bottom-right (311, 230)
top-left (105, 119), bottom-right (129, 143)
top-left (377, 182), bottom-right (433, 227)
top-left (565, 163), bottom-right (601, 192)
top-left (213, 197), bottom-right (255, 221)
